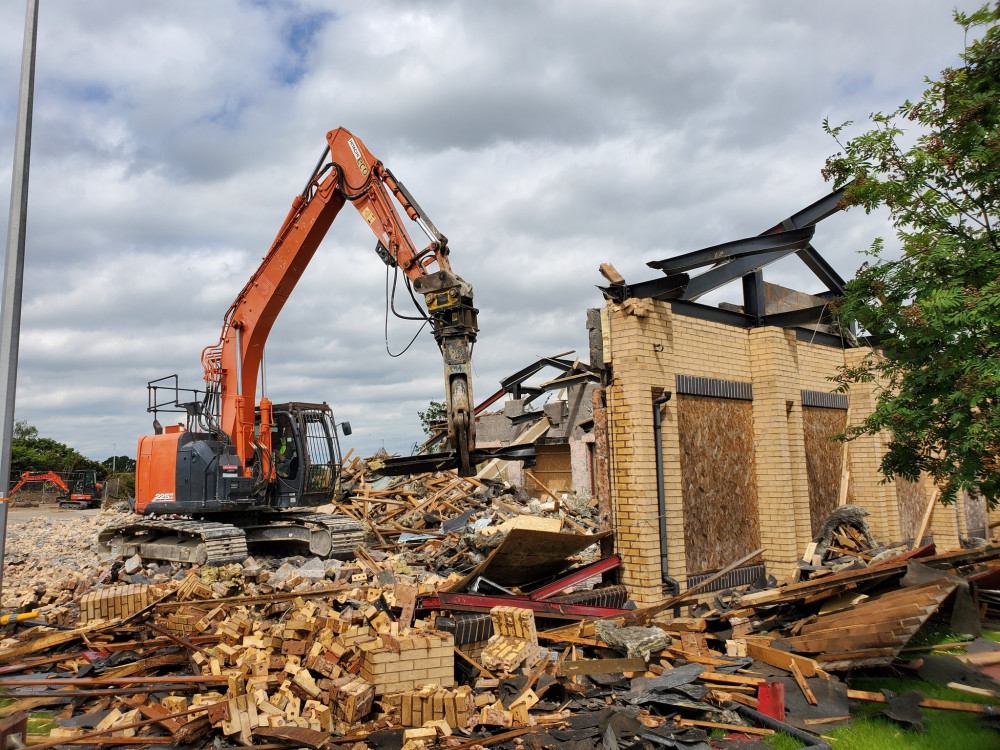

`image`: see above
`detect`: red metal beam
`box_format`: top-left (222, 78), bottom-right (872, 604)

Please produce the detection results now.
top-left (529, 555), bottom-right (622, 601)
top-left (419, 591), bottom-right (627, 620)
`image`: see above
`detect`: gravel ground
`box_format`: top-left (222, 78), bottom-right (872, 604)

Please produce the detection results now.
top-left (1, 506), bottom-right (116, 608)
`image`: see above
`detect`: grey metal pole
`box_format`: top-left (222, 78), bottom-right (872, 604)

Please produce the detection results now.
top-left (0, 0), bottom-right (40, 604)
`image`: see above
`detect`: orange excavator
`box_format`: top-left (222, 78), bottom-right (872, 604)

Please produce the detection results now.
top-left (98, 127), bottom-right (478, 565)
top-left (9, 470), bottom-right (103, 509)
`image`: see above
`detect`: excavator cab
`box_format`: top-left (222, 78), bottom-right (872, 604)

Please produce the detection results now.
top-left (268, 402), bottom-right (347, 509)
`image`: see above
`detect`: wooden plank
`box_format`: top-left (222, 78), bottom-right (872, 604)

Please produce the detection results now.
top-left (912, 488), bottom-right (941, 549)
top-left (797, 615), bottom-right (926, 640)
top-left (837, 448), bottom-right (851, 507)
top-left (0, 623), bottom-right (107, 661)
top-left (599, 263), bottom-right (626, 285)
top-left (730, 541), bottom-right (997, 610)
top-left (958, 651), bottom-right (1000, 667)
top-left (662, 647), bottom-right (732, 667)
top-left (0, 697), bottom-right (66, 718)
top-left (556, 657), bottom-right (646, 676)
top-left (947, 682), bottom-right (1000, 699)
top-left (657, 616), bottom-right (707, 632)
top-left (787, 629), bottom-right (914, 652)
top-left (744, 643), bottom-right (824, 679)
top-left (450, 528), bottom-right (612, 590)
top-left (797, 598), bottom-right (947, 633)
top-left (453, 646), bottom-right (496, 679)
top-left (714, 691), bottom-right (759, 708)
top-left (536, 632), bottom-right (606, 647)
top-left (23, 701), bottom-right (226, 750)
top-left (125, 700), bottom-right (183, 735)
top-left (847, 689), bottom-right (990, 714)
top-left (789, 661), bottom-right (817, 705)
top-left (525, 470), bottom-right (562, 506)
top-left (815, 648), bottom-right (895, 662)
top-left (702, 684), bottom-right (757, 694)
top-left (698, 672), bottom-right (765, 685)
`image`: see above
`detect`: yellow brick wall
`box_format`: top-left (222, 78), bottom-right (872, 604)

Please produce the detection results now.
top-left (606, 299), bottom-right (951, 606)
top-left (748, 327), bottom-right (811, 579)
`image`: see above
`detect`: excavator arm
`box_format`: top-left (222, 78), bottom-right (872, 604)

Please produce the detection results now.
top-left (200, 128), bottom-right (478, 478)
top-left (9, 471), bottom-right (71, 495)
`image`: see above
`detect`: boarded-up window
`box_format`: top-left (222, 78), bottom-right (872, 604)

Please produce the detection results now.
top-left (896, 477), bottom-right (925, 542)
top-left (802, 407), bottom-right (849, 537)
top-left (526, 444), bottom-right (572, 498)
top-left (964, 490), bottom-right (989, 538)
top-left (678, 395), bottom-right (760, 575)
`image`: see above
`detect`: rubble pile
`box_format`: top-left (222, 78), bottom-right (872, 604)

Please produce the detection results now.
top-left (798, 506), bottom-right (909, 576)
top-left (2, 473), bottom-right (1000, 746)
top-left (322, 464), bottom-right (602, 575)
top-left (1, 512), bottom-right (117, 612)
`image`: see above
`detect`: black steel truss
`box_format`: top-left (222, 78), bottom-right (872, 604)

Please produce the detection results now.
top-left (600, 183), bottom-right (853, 337)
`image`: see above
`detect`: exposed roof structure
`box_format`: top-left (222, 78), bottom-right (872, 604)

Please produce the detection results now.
top-left (599, 184), bottom-right (856, 333)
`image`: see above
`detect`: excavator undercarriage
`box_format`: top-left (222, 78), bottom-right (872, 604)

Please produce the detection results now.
top-left (97, 512), bottom-right (364, 566)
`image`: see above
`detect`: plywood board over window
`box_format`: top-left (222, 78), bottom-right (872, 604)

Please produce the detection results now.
top-left (802, 406), bottom-right (849, 537)
top-left (526, 444), bottom-right (572, 498)
top-left (964, 490), bottom-right (989, 539)
top-left (678, 394), bottom-right (760, 576)
top-left (896, 477), bottom-right (925, 543)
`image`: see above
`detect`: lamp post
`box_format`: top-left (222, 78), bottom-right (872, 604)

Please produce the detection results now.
top-left (0, 0), bottom-right (39, 602)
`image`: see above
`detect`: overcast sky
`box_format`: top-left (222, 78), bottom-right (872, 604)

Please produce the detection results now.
top-left (0, 1), bottom-right (979, 462)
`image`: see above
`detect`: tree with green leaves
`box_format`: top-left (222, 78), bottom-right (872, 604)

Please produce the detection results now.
top-left (417, 400), bottom-right (447, 436)
top-left (10, 422), bottom-right (106, 480)
top-left (823, 5), bottom-right (1000, 506)
top-left (102, 455), bottom-right (136, 473)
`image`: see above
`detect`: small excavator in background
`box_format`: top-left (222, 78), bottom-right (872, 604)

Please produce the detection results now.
top-left (9, 470), bottom-right (103, 509)
top-left (99, 127), bottom-right (479, 566)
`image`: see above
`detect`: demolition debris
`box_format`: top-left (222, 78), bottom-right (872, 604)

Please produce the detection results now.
top-left (1, 465), bottom-right (999, 748)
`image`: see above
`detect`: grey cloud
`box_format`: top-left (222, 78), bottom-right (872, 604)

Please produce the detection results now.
top-left (0, 0), bottom-right (984, 461)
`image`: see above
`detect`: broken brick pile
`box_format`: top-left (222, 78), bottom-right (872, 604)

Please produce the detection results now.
top-left (4, 465), bottom-right (1000, 747)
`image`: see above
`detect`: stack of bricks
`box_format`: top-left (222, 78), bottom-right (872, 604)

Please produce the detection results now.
top-left (78, 584), bottom-right (151, 624)
top-left (480, 606), bottom-right (540, 673)
top-left (162, 605), bottom-right (207, 636)
top-left (381, 686), bottom-right (475, 728)
top-left (358, 630), bottom-right (455, 695)
top-left (176, 572), bottom-right (214, 601)
top-left (329, 676), bottom-right (375, 724)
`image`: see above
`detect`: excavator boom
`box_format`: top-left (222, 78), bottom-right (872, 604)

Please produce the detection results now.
top-left (119, 127), bottom-right (477, 566)
top-left (197, 128), bottom-right (477, 477)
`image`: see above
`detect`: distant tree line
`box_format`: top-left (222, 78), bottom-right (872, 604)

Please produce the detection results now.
top-left (10, 420), bottom-right (135, 498)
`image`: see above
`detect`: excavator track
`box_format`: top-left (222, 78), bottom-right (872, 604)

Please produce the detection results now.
top-left (249, 512), bottom-right (365, 559)
top-left (97, 519), bottom-right (250, 566)
top-left (98, 512), bottom-right (365, 566)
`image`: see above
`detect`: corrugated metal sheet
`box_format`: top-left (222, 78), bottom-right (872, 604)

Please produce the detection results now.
top-left (800, 390), bottom-right (848, 410)
top-left (676, 374), bottom-right (753, 401)
top-left (684, 563), bottom-right (767, 594)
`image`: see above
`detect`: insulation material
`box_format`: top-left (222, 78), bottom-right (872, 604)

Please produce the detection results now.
top-left (526, 444), bottom-right (573, 496)
top-left (802, 406), bottom-right (849, 537)
top-left (895, 477), bottom-right (925, 542)
top-left (678, 394), bottom-right (760, 575)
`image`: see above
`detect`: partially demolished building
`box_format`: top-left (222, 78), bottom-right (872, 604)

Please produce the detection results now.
top-left (478, 186), bottom-right (994, 607)
top-left (592, 187), bottom-right (993, 605)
